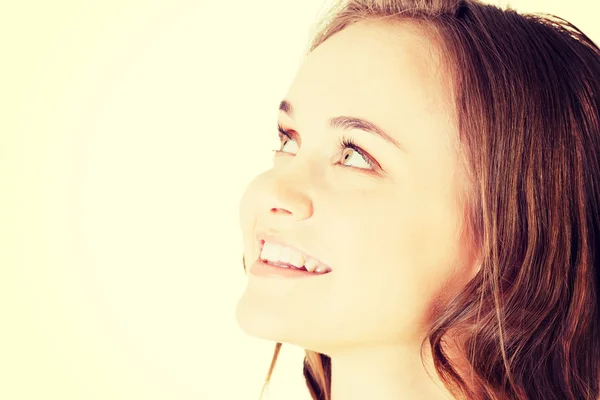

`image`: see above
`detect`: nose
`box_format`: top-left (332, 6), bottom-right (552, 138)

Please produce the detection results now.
top-left (260, 166), bottom-right (314, 222)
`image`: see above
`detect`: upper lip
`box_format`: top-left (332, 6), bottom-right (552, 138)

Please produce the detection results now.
top-left (255, 231), bottom-right (331, 270)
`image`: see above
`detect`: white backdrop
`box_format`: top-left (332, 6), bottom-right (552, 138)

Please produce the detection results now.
top-left (1, 1), bottom-right (598, 399)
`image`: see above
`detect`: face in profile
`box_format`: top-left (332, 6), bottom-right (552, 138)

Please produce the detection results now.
top-left (236, 20), bottom-right (478, 356)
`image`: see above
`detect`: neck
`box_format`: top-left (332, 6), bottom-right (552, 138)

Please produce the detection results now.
top-left (328, 343), bottom-right (455, 400)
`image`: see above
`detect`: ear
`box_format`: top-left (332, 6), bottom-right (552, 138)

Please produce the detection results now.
top-left (467, 247), bottom-right (483, 281)
top-left (458, 221), bottom-right (482, 282)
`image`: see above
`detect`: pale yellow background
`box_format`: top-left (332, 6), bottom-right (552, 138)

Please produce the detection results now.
top-left (1, 1), bottom-right (598, 399)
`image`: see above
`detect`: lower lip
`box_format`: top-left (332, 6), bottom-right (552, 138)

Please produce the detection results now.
top-left (250, 259), bottom-right (330, 278)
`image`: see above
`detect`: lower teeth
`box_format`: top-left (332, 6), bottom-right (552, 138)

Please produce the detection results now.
top-left (267, 261), bottom-right (310, 271)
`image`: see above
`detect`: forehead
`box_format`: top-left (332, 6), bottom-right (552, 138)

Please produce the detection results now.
top-left (285, 20), bottom-right (455, 138)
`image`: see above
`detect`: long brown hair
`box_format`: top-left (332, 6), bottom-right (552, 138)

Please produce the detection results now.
top-left (243, 0), bottom-right (600, 398)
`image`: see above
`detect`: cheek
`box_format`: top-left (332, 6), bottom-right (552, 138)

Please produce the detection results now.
top-left (330, 200), bottom-right (456, 327)
top-left (327, 244), bottom-right (436, 343)
top-left (349, 212), bottom-right (423, 286)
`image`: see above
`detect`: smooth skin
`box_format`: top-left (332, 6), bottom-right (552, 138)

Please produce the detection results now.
top-left (237, 19), bottom-right (479, 400)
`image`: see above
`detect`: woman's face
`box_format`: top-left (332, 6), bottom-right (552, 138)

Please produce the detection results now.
top-left (236, 20), bottom-right (476, 355)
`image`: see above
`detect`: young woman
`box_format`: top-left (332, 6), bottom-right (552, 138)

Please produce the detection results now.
top-left (236, 0), bottom-right (600, 399)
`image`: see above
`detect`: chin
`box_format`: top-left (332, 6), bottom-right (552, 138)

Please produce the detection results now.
top-left (235, 296), bottom-right (328, 351)
top-left (235, 293), bottom-right (293, 342)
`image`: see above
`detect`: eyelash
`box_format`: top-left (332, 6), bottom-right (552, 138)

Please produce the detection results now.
top-left (272, 125), bottom-right (377, 170)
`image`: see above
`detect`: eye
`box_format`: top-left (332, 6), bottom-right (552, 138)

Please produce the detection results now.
top-left (337, 136), bottom-right (376, 170)
top-left (271, 125), bottom-right (378, 171)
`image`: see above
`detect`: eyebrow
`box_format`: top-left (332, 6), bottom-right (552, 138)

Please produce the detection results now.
top-left (279, 100), bottom-right (404, 152)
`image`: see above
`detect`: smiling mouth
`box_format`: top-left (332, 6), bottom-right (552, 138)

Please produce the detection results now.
top-left (250, 258), bottom-right (332, 277)
top-left (257, 239), bottom-right (332, 274)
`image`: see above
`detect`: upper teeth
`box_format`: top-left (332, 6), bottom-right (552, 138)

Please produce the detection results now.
top-left (260, 241), bottom-right (330, 273)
